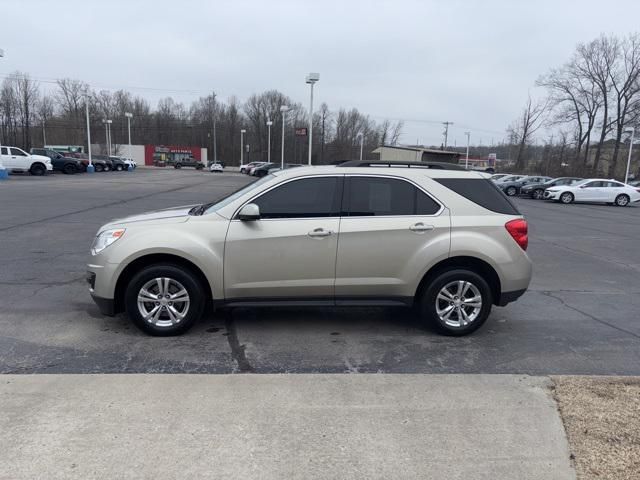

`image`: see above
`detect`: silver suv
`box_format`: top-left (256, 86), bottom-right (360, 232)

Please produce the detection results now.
top-left (87, 164), bottom-right (532, 336)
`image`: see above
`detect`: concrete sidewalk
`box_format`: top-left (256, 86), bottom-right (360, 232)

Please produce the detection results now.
top-left (0, 374), bottom-right (575, 480)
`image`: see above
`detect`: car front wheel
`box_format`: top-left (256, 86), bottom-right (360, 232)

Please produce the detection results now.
top-left (532, 189), bottom-right (544, 199)
top-left (418, 269), bottom-right (492, 336)
top-left (560, 192), bottom-right (574, 204)
top-left (125, 264), bottom-right (206, 336)
top-left (506, 186), bottom-right (517, 196)
top-left (30, 163), bottom-right (46, 176)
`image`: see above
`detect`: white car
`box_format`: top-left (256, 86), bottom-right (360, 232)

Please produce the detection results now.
top-left (0, 146), bottom-right (53, 175)
top-left (544, 178), bottom-right (640, 206)
top-left (209, 163), bottom-right (224, 173)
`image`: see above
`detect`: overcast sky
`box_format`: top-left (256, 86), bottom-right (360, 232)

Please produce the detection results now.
top-left (3, 0), bottom-right (640, 147)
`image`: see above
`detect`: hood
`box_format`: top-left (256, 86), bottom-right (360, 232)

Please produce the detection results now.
top-left (105, 205), bottom-right (198, 227)
top-left (31, 154), bottom-right (51, 163)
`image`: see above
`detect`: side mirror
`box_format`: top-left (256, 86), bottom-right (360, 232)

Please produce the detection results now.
top-left (238, 203), bottom-right (260, 221)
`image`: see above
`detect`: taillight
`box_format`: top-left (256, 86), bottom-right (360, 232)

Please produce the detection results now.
top-left (505, 219), bottom-right (528, 251)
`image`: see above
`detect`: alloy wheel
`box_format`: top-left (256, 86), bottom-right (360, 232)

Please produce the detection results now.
top-left (137, 277), bottom-right (191, 328)
top-left (533, 189), bottom-right (544, 199)
top-left (616, 195), bottom-right (629, 206)
top-left (435, 280), bottom-right (482, 328)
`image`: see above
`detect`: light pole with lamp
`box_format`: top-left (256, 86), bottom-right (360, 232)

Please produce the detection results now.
top-left (85, 94), bottom-right (94, 173)
top-left (107, 119), bottom-right (113, 156)
top-left (266, 119), bottom-right (273, 164)
top-left (280, 105), bottom-right (289, 169)
top-left (624, 127), bottom-right (635, 184)
top-left (464, 131), bottom-right (471, 170)
top-left (240, 129), bottom-right (246, 166)
top-left (356, 132), bottom-right (364, 161)
top-left (305, 72), bottom-right (319, 165)
top-left (0, 48), bottom-right (6, 180)
top-left (125, 112), bottom-right (133, 170)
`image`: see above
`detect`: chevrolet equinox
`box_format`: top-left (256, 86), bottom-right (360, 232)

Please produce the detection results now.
top-left (87, 164), bottom-right (532, 336)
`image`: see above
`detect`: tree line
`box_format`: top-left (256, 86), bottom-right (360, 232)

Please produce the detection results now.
top-left (0, 75), bottom-right (403, 165)
top-left (508, 33), bottom-right (640, 179)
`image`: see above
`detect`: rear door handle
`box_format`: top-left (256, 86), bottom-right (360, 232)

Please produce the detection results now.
top-left (308, 227), bottom-right (333, 238)
top-left (409, 222), bottom-right (434, 233)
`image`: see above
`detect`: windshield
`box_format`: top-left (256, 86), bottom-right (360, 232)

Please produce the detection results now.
top-left (202, 175), bottom-right (273, 214)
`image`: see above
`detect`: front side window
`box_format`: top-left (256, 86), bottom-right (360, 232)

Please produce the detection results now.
top-left (252, 177), bottom-right (342, 219)
top-left (10, 148), bottom-right (27, 156)
top-left (345, 176), bottom-right (440, 216)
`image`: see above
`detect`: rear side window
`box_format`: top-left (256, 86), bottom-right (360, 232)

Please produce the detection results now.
top-left (435, 178), bottom-right (520, 215)
top-left (345, 176), bottom-right (440, 216)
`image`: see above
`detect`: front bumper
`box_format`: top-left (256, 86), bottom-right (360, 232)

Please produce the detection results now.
top-left (544, 190), bottom-right (560, 200)
top-left (497, 289), bottom-right (527, 306)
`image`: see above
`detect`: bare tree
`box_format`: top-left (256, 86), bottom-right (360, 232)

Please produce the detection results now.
top-left (507, 96), bottom-right (547, 171)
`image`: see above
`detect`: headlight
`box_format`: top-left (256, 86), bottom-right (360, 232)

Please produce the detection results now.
top-left (91, 228), bottom-right (125, 255)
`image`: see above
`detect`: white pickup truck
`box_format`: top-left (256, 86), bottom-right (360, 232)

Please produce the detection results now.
top-left (0, 146), bottom-right (53, 175)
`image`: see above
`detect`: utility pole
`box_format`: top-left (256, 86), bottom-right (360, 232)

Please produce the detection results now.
top-left (442, 121), bottom-right (453, 149)
top-left (212, 92), bottom-right (217, 163)
top-left (42, 120), bottom-right (47, 147)
top-left (464, 131), bottom-right (470, 170)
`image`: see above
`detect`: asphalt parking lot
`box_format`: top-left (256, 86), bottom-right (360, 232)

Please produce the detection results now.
top-left (1, 168), bottom-right (639, 374)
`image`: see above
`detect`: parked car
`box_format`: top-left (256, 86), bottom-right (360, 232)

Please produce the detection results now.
top-left (0, 146), bottom-right (53, 175)
top-left (628, 179), bottom-right (640, 187)
top-left (30, 148), bottom-right (85, 174)
top-left (520, 177), bottom-right (583, 199)
top-left (490, 173), bottom-right (511, 181)
top-left (93, 155), bottom-right (114, 172)
top-left (209, 163), bottom-right (224, 173)
top-left (544, 179), bottom-right (640, 206)
top-left (252, 163), bottom-right (280, 177)
top-left (240, 161), bottom-right (265, 174)
top-left (172, 157), bottom-right (204, 170)
top-left (108, 156), bottom-right (129, 172)
top-left (66, 153), bottom-right (108, 172)
top-left (498, 176), bottom-right (552, 196)
top-left (494, 174), bottom-right (526, 185)
top-left (87, 164), bottom-right (532, 337)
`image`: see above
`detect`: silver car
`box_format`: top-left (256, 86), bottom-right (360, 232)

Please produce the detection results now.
top-left (87, 165), bottom-right (532, 336)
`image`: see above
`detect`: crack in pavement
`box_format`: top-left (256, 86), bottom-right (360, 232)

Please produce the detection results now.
top-left (223, 311), bottom-right (254, 373)
top-left (541, 291), bottom-right (640, 340)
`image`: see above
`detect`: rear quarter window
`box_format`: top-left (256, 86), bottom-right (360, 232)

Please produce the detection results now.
top-left (435, 178), bottom-right (520, 215)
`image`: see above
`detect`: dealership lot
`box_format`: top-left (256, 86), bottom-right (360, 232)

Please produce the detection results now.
top-left (0, 168), bottom-right (639, 374)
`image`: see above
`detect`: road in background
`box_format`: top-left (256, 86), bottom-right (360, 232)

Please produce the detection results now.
top-left (0, 169), bottom-right (638, 374)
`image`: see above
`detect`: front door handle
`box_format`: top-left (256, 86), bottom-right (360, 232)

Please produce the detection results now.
top-left (308, 227), bottom-right (333, 238)
top-left (409, 222), bottom-right (434, 233)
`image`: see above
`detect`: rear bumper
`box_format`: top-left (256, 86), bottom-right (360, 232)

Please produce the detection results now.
top-left (497, 289), bottom-right (527, 306)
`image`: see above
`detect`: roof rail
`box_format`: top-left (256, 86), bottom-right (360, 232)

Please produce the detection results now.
top-left (337, 160), bottom-right (465, 170)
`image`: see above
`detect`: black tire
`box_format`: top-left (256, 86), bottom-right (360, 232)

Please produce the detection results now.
top-left (240, 168), bottom-right (246, 174)
top-left (560, 192), bottom-right (574, 204)
top-left (506, 186), bottom-right (517, 196)
top-left (614, 194), bottom-right (630, 207)
top-left (116, 164), bottom-right (124, 171)
top-left (30, 163), bottom-right (46, 176)
top-left (95, 163), bottom-right (104, 172)
top-left (63, 163), bottom-right (77, 175)
top-left (196, 164), bottom-right (204, 170)
top-left (104, 164), bottom-right (112, 172)
top-left (532, 189), bottom-right (544, 200)
top-left (125, 264), bottom-right (206, 336)
top-left (175, 163), bottom-right (182, 169)
top-left (418, 269), bottom-right (493, 336)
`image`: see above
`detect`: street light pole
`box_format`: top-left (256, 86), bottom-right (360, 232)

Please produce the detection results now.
top-left (356, 132), bottom-right (364, 161)
top-left (305, 73), bottom-right (319, 165)
top-left (624, 127), bottom-right (635, 184)
top-left (125, 112), bottom-right (133, 166)
top-left (107, 120), bottom-right (113, 156)
top-left (266, 119), bottom-right (273, 164)
top-left (42, 120), bottom-right (47, 147)
top-left (280, 105), bottom-right (289, 169)
top-left (240, 129), bottom-right (246, 166)
top-left (464, 131), bottom-right (471, 170)
top-left (85, 94), bottom-right (94, 172)
top-left (0, 49), bottom-right (5, 179)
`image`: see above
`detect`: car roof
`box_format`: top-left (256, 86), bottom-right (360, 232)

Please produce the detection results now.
top-left (271, 165), bottom-right (489, 180)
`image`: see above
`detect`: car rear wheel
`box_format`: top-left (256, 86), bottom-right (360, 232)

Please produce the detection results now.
top-left (560, 192), bottom-right (574, 204)
top-left (63, 163), bottom-right (77, 175)
top-left (125, 264), bottom-right (205, 336)
top-left (418, 269), bottom-right (492, 336)
top-left (175, 164), bottom-right (182, 169)
top-left (533, 189), bottom-right (544, 199)
top-left (116, 164), bottom-right (124, 171)
top-left (30, 163), bottom-right (46, 176)
top-left (95, 164), bottom-right (104, 172)
top-left (615, 194), bottom-right (630, 207)
top-left (506, 186), bottom-right (517, 196)
top-left (104, 165), bottom-right (112, 172)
